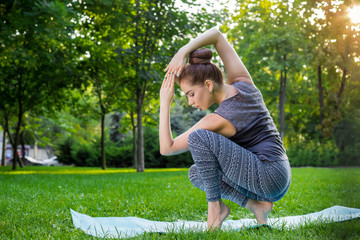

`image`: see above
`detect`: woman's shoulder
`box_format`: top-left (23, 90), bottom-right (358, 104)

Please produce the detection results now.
top-left (232, 80), bottom-right (257, 90)
top-left (201, 113), bottom-right (236, 137)
top-left (231, 81), bottom-right (262, 99)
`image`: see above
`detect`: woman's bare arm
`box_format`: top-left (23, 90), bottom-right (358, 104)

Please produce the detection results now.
top-left (213, 29), bottom-right (253, 85)
top-left (160, 113), bottom-right (233, 156)
top-left (165, 27), bottom-right (253, 85)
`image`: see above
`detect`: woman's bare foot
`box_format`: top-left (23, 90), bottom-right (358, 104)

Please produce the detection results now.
top-left (245, 198), bottom-right (273, 225)
top-left (207, 199), bottom-right (230, 231)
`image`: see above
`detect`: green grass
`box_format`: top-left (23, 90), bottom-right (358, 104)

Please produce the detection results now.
top-left (0, 166), bottom-right (359, 239)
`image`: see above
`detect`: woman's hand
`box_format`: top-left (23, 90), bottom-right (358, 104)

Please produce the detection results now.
top-left (161, 48), bottom-right (187, 105)
top-left (160, 71), bottom-right (175, 106)
top-left (164, 48), bottom-right (187, 79)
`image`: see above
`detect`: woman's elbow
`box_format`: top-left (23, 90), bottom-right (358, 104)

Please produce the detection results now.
top-left (211, 26), bottom-right (221, 34)
top-left (160, 148), bottom-right (172, 156)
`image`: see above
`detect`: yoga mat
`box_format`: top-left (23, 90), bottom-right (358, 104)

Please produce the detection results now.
top-left (71, 205), bottom-right (360, 238)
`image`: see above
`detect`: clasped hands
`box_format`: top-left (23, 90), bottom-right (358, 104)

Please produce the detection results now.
top-left (160, 48), bottom-right (187, 105)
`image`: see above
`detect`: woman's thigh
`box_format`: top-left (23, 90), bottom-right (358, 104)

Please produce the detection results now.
top-left (189, 129), bottom-right (291, 200)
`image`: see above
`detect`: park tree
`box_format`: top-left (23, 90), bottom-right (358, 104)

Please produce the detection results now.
top-left (302, 1), bottom-right (360, 138)
top-left (307, 1), bottom-right (360, 164)
top-left (223, 0), bottom-right (360, 165)
top-left (224, 0), bottom-right (306, 140)
top-left (71, 0), bottom-right (129, 170)
top-left (118, 0), bottom-right (190, 172)
top-left (0, 0), bottom-right (78, 170)
top-left (1, 126), bottom-right (5, 166)
top-left (117, 0), bottom-right (220, 172)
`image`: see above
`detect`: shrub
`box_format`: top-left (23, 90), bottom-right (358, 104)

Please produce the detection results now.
top-left (287, 139), bottom-right (338, 167)
top-left (334, 118), bottom-right (360, 166)
top-left (56, 137), bottom-right (77, 165)
top-left (105, 137), bottom-right (133, 167)
top-left (72, 142), bottom-right (99, 167)
top-left (143, 126), bottom-right (193, 168)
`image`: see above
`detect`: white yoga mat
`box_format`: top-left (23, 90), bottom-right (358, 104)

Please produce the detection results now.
top-left (71, 205), bottom-right (360, 238)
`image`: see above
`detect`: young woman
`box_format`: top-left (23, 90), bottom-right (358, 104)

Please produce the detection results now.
top-left (159, 27), bottom-right (291, 230)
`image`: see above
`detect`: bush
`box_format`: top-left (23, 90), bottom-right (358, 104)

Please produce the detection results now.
top-left (143, 126), bottom-right (193, 168)
top-left (55, 127), bottom-right (194, 168)
top-left (57, 127), bottom-right (352, 168)
top-left (56, 136), bottom-right (132, 167)
top-left (72, 142), bottom-right (99, 167)
top-left (56, 137), bottom-right (77, 165)
top-left (105, 137), bottom-right (133, 167)
top-left (287, 139), bottom-right (338, 167)
top-left (334, 118), bottom-right (360, 166)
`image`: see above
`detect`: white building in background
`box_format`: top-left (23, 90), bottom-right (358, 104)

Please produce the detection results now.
top-left (0, 130), bottom-right (54, 166)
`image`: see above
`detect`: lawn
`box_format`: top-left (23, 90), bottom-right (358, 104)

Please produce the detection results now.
top-left (0, 166), bottom-right (359, 239)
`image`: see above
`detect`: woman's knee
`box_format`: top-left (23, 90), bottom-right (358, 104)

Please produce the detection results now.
top-left (188, 129), bottom-right (217, 149)
top-left (188, 164), bottom-right (203, 189)
top-left (188, 129), bottom-right (208, 145)
top-left (188, 164), bottom-right (198, 179)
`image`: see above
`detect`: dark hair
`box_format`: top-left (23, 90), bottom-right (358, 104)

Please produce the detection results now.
top-left (178, 48), bottom-right (223, 86)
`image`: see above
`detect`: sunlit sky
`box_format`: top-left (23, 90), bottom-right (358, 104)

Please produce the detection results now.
top-left (175, 0), bottom-right (360, 27)
top-left (349, 6), bottom-right (360, 24)
top-left (175, 0), bottom-right (237, 14)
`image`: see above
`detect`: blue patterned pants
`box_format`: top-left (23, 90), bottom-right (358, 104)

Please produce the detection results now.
top-left (188, 129), bottom-right (291, 207)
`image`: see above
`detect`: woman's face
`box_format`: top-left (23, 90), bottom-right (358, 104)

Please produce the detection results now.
top-left (179, 80), bottom-right (213, 110)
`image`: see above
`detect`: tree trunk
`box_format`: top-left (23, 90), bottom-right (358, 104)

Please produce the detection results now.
top-left (11, 129), bottom-right (23, 170)
top-left (101, 113), bottom-right (106, 170)
top-left (279, 70), bottom-right (287, 139)
top-left (1, 130), bottom-right (6, 166)
top-left (279, 54), bottom-right (288, 140)
top-left (317, 64), bottom-right (324, 126)
top-left (6, 129), bottom-right (24, 169)
top-left (136, 88), bottom-right (144, 172)
top-left (4, 113), bottom-right (24, 170)
top-left (20, 130), bottom-right (25, 164)
top-left (130, 111), bottom-right (137, 169)
top-left (336, 67), bottom-right (347, 110)
top-left (34, 141), bottom-right (38, 160)
top-left (9, 119), bottom-right (24, 170)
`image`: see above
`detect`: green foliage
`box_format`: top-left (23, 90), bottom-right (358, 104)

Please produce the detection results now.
top-left (223, 0), bottom-right (360, 165)
top-left (0, 0), bottom-right (79, 169)
top-left (55, 135), bottom-right (134, 168)
top-left (287, 139), bottom-right (338, 167)
top-left (72, 143), bottom-right (99, 167)
top-left (56, 137), bottom-right (75, 166)
top-left (334, 118), bottom-right (360, 166)
top-left (55, 125), bottom-right (194, 168)
top-left (143, 126), bottom-right (193, 168)
top-left (170, 98), bottom-right (207, 136)
top-left (0, 0), bottom-right (79, 112)
top-left (1, 0), bottom-right (359, 170)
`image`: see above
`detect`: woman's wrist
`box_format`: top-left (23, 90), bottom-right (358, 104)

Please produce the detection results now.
top-left (182, 27), bottom-right (220, 54)
top-left (160, 101), bottom-right (171, 109)
top-left (179, 45), bottom-right (190, 57)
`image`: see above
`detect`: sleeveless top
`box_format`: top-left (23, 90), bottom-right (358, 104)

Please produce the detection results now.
top-left (215, 81), bottom-right (288, 161)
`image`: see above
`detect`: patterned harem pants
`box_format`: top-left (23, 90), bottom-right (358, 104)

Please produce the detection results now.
top-left (188, 129), bottom-right (291, 207)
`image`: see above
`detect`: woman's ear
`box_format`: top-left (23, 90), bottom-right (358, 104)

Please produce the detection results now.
top-left (204, 79), bottom-right (214, 93)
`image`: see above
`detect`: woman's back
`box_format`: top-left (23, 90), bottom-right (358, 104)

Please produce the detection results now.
top-left (215, 81), bottom-right (287, 162)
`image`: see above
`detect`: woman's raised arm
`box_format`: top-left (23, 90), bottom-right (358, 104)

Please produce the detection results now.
top-left (165, 27), bottom-right (253, 85)
top-left (213, 29), bottom-right (253, 85)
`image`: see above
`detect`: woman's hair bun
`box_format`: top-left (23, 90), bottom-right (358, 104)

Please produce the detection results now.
top-left (189, 48), bottom-right (213, 64)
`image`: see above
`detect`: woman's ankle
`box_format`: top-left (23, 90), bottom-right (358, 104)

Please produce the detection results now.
top-left (245, 199), bottom-right (273, 225)
top-left (207, 200), bottom-right (230, 230)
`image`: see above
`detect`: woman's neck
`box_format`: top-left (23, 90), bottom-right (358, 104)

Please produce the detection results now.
top-left (213, 84), bottom-right (233, 105)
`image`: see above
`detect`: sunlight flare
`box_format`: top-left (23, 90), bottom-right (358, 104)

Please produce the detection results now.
top-left (349, 6), bottom-right (360, 24)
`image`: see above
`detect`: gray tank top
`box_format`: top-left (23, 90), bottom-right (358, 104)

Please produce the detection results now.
top-left (215, 81), bottom-right (288, 161)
